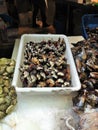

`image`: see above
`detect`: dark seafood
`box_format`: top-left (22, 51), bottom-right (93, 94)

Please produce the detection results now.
top-left (72, 36), bottom-right (98, 111)
top-left (86, 27), bottom-right (98, 39)
top-left (20, 39), bottom-right (71, 87)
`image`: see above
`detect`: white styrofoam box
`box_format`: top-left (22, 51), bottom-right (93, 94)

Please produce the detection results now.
top-left (12, 34), bottom-right (81, 93)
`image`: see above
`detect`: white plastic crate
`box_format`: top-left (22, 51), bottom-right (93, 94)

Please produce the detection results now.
top-left (12, 34), bottom-right (81, 94)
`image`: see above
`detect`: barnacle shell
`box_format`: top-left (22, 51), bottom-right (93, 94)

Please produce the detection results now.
top-left (46, 79), bottom-right (55, 87)
top-left (38, 82), bottom-right (46, 87)
top-left (57, 72), bottom-right (64, 76)
top-left (31, 57), bottom-right (39, 65)
top-left (72, 36), bottom-right (98, 111)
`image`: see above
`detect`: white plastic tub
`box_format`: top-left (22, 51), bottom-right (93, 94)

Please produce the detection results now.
top-left (12, 34), bottom-right (81, 93)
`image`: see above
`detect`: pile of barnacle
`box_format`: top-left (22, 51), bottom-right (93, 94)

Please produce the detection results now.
top-left (86, 27), bottom-right (98, 39)
top-left (0, 58), bottom-right (17, 120)
top-left (19, 38), bottom-right (71, 87)
top-left (71, 37), bottom-right (98, 111)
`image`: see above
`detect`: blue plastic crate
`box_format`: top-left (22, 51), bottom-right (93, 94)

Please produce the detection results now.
top-left (82, 14), bottom-right (98, 39)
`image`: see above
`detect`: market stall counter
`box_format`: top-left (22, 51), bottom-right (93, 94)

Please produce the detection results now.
top-left (0, 36), bottom-right (84, 130)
